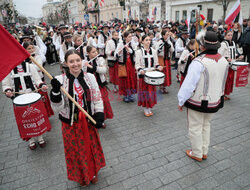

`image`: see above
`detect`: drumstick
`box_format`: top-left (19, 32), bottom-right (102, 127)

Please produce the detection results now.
top-left (3, 85), bottom-right (52, 95)
top-left (29, 56), bottom-right (97, 125)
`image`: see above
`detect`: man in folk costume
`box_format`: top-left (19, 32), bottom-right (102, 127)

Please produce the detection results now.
top-left (2, 61), bottom-right (49, 150)
top-left (97, 24), bottom-right (110, 58)
top-left (131, 28), bottom-right (143, 50)
top-left (106, 30), bottom-right (120, 93)
top-left (177, 31), bottom-right (229, 162)
top-left (174, 29), bottom-right (189, 73)
top-left (156, 30), bottom-right (174, 94)
top-left (152, 25), bottom-right (160, 43)
top-left (55, 24), bottom-right (68, 51)
top-left (59, 32), bottom-right (74, 64)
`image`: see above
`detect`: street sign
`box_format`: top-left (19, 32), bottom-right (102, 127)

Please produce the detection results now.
top-left (84, 14), bottom-right (89, 21)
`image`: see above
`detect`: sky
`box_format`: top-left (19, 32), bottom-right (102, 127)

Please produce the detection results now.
top-left (13, 0), bottom-right (47, 18)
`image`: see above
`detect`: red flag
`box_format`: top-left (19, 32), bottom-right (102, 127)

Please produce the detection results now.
top-left (0, 24), bottom-right (30, 81)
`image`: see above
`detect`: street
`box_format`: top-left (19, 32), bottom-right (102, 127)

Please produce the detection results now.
top-left (0, 63), bottom-right (250, 190)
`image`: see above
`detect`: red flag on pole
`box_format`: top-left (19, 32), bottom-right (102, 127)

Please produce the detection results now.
top-left (0, 24), bottom-right (30, 81)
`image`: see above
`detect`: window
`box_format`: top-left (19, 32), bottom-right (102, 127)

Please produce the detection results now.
top-left (182, 10), bottom-right (187, 20)
top-left (207, 9), bottom-right (213, 22)
top-left (175, 11), bottom-right (179, 22)
top-left (191, 10), bottom-right (196, 23)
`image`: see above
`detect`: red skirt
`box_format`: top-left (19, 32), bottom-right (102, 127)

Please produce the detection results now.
top-left (180, 75), bottom-right (185, 87)
top-left (162, 59), bottom-right (172, 87)
top-left (109, 62), bottom-right (119, 85)
top-left (61, 113), bottom-right (106, 186)
top-left (138, 78), bottom-right (157, 108)
top-left (119, 56), bottom-right (137, 96)
top-left (100, 86), bottom-right (113, 120)
top-left (225, 68), bottom-right (235, 95)
top-left (38, 90), bottom-right (54, 117)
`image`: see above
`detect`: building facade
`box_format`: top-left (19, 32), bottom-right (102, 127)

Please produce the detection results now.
top-left (68, 0), bottom-right (85, 24)
top-left (125, 0), bottom-right (250, 23)
top-left (167, 0), bottom-right (250, 23)
top-left (99, 0), bottom-right (124, 22)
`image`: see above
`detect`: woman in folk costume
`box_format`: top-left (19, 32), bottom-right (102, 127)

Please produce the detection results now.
top-left (50, 49), bottom-right (106, 186)
top-left (23, 42), bottom-right (54, 117)
top-left (73, 34), bottom-right (85, 59)
top-left (117, 31), bottom-right (137, 103)
top-left (44, 29), bottom-right (59, 65)
top-left (106, 30), bottom-right (120, 93)
top-left (85, 46), bottom-right (113, 128)
top-left (2, 61), bottom-right (49, 150)
top-left (178, 39), bottom-right (196, 86)
top-left (135, 35), bottom-right (163, 117)
top-left (156, 30), bottom-right (174, 94)
top-left (218, 30), bottom-right (244, 100)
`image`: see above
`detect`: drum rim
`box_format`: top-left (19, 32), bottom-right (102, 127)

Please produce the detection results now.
top-left (232, 62), bottom-right (249, 66)
top-left (145, 72), bottom-right (165, 79)
top-left (13, 93), bottom-right (42, 106)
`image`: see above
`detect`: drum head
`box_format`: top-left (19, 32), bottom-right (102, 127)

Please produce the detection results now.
top-left (232, 62), bottom-right (249, 66)
top-left (145, 71), bottom-right (165, 78)
top-left (13, 93), bottom-right (41, 106)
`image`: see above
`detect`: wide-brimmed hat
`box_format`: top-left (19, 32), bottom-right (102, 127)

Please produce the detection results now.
top-left (63, 32), bottom-right (72, 39)
top-left (101, 24), bottom-right (110, 29)
top-left (135, 27), bottom-right (143, 32)
top-left (58, 24), bottom-right (67, 30)
top-left (180, 29), bottom-right (189, 35)
top-left (204, 31), bottom-right (221, 50)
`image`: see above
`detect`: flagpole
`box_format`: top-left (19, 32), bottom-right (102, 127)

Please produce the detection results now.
top-left (29, 56), bottom-right (96, 125)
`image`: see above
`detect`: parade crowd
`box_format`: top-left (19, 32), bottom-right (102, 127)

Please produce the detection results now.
top-left (2, 17), bottom-right (250, 187)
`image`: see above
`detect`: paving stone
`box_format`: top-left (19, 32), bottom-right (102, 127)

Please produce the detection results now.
top-left (214, 181), bottom-right (241, 190)
top-left (178, 162), bottom-right (201, 176)
top-left (137, 178), bottom-right (162, 190)
top-left (214, 159), bottom-right (236, 171)
top-left (233, 172), bottom-right (250, 188)
top-left (101, 182), bottom-right (125, 190)
top-left (163, 159), bottom-right (185, 172)
top-left (213, 168), bottom-right (237, 185)
top-left (122, 174), bottom-right (147, 189)
top-left (194, 177), bottom-right (219, 190)
top-left (127, 164), bottom-right (149, 177)
top-left (143, 166), bottom-right (166, 180)
top-left (106, 170), bottom-right (129, 185)
top-left (160, 170), bottom-right (183, 185)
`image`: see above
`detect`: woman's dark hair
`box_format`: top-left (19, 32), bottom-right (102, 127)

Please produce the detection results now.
top-left (141, 34), bottom-right (149, 41)
top-left (224, 30), bottom-right (233, 36)
top-left (123, 31), bottom-right (131, 39)
top-left (161, 30), bottom-right (168, 37)
top-left (23, 42), bottom-right (34, 49)
top-left (86, 45), bottom-right (96, 53)
top-left (64, 49), bottom-right (82, 62)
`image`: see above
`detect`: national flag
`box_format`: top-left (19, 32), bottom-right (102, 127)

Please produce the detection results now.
top-left (99, 0), bottom-right (104, 7)
top-left (225, 0), bottom-right (241, 25)
top-left (2, 10), bottom-right (7, 17)
top-left (0, 24), bottom-right (30, 81)
top-left (152, 7), bottom-right (157, 16)
top-left (185, 14), bottom-right (191, 33)
top-left (128, 9), bottom-right (131, 17)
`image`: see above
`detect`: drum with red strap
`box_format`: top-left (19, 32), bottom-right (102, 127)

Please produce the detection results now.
top-left (13, 93), bottom-right (51, 141)
top-left (232, 62), bottom-right (249, 87)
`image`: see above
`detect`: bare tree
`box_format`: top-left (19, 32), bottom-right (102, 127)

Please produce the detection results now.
top-left (215, 0), bottom-right (234, 22)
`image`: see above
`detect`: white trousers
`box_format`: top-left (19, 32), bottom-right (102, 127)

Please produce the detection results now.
top-left (187, 108), bottom-right (214, 158)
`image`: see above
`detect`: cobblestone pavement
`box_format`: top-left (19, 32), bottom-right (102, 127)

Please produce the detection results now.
top-left (0, 64), bottom-right (249, 190)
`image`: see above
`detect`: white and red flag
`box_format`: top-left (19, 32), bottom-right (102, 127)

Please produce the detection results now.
top-left (99, 0), bottom-right (104, 7)
top-left (225, 0), bottom-right (241, 25)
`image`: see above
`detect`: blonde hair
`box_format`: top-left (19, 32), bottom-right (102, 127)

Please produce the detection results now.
top-left (234, 23), bottom-right (242, 33)
top-left (73, 34), bottom-right (82, 43)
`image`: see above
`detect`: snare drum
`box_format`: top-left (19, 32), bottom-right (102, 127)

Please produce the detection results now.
top-left (144, 71), bottom-right (165, 86)
top-left (13, 93), bottom-right (51, 140)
